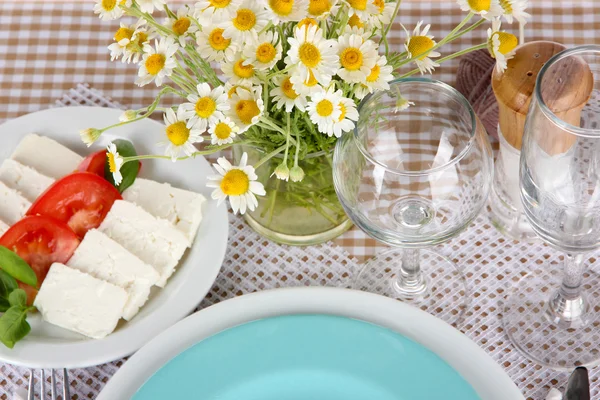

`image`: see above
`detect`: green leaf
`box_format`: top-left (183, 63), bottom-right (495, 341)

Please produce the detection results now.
top-left (104, 139), bottom-right (140, 193)
top-left (0, 305), bottom-right (31, 349)
top-left (0, 298), bottom-right (10, 313)
top-left (0, 246), bottom-right (37, 288)
top-left (0, 270), bottom-right (17, 299)
top-left (8, 289), bottom-right (26, 308)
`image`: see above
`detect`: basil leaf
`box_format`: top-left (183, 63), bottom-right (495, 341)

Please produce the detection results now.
top-left (0, 305), bottom-right (31, 349)
top-left (0, 246), bottom-right (37, 288)
top-left (104, 139), bottom-right (140, 193)
top-left (0, 298), bottom-right (10, 313)
top-left (0, 270), bottom-right (17, 299)
top-left (8, 289), bottom-right (26, 308)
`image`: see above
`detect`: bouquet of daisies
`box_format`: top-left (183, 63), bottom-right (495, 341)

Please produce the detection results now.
top-left (86, 0), bottom-right (528, 215)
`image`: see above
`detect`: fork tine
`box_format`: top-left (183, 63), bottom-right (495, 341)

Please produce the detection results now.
top-left (51, 369), bottom-right (57, 400)
top-left (27, 369), bottom-right (34, 400)
top-left (63, 369), bottom-right (70, 400)
top-left (41, 369), bottom-right (46, 400)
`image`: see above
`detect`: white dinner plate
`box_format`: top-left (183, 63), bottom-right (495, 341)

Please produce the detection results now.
top-left (98, 287), bottom-right (524, 400)
top-left (0, 107), bottom-right (228, 368)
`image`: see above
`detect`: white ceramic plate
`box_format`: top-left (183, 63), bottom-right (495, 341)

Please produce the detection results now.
top-left (98, 287), bottom-right (524, 400)
top-left (0, 107), bottom-right (228, 368)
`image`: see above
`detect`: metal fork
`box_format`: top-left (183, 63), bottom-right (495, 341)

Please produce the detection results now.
top-left (27, 369), bottom-right (70, 400)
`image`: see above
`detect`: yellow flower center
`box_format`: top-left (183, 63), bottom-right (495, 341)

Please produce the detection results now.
top-left (308, 0), bottom-right (331, 16)
top-left (298, 18), bottom-right (318, 29)
top-left (166, 121), bottom-right (190, 146)
top-left (269, 0), bottom-right (294, 16)
top-left (467, 0), bottom-right (491, 12)
top-left (256, 43), bottom-right (277, 64)
top-left (366, 64), bottom-right (380, 82)
top-left (195, 97), bottom-right (217, 118)
top-left (305, 70), bottom-right (318, 87)
top-left (408, 36), bottom-right (434, 60)
top-left (208, 28), bottom-right (230, 50)
top-left (172, 17), bottom-right (191, 36)
top-left (107, 153), bottom-right (117, 173)
top-left (233, 59), bottom-right (255, 79)
top-left (338, 102), bottom-right (347, 122)
top-left (233, 9), bottom-right (257, 31)
top-left (340, 47), bottom-right (363, 71)
top-left (136, 32), bottom-right (148, 45)
top-left (347, 0), bottom-right (367, 11)
top-left (209, 0), bottom-right (231, 8)
top-left (281, 77), bottom-right (298, 99)
top-left (145, 54), bottom-right (166, 75)
top-left (373, 0), bottom-right (384, 13)
top-left (499, 0), bottom-right (513, 13)
top-left (235, 100), bottom-right (260, 124)
top-left (214, 122), bottom-right (232, 140)
top-left (493, 32), bottom-right (518, 55)
top-left (228, 85), bottom-right (242, 98)
top-left (348, 14), bottom-right (364, 29)
top-left (102, 0), bottom-right (117, 11)
top-left (220, 169), bottom-right (249, 196)
top-left (299, 43), bottom-right (321, 68)
top-left (114, 27), bottom-right (134, 43)
top-left (316, 99), bottom-right (334, 117)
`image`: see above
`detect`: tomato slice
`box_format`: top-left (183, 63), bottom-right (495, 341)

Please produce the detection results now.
top-left (27, 172), bottom-right (122, 238)
top-left (77, 150), bottom-right (107, 176)
top-left (0, 216), bottom-right (80, 304)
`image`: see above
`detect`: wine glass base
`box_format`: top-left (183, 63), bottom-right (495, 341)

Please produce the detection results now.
top-left (353, 248), bottom-right (468, 325)
top-left (503, 267), bottom-right (600, 370)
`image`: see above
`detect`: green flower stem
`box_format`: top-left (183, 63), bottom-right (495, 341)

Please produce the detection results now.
top-left (174, 61), bottom-right (198, 87)
top-left (163, 4), bottom-right (177, 19)
top-left (170, 74), bottom-right (196, 94)
top-left (282, 113), bottom-right (291, 164)
top-left (184, 45), bottom-right (222, 87)
top-left (125, 6), bottom-right (172, 36)
top-left (121, 140), bottom-right (253, 164)
top-left (254, 144), bottom-right (287, 169)
top-left (293, 125), bottom-right (301, 167)
top-left (266, 65), bottom-right (293, 80)
top-left (447, 18), bottom-right (485, 42)
top-left (398, 43), bottom-right (487, 78)
top-left (380, 0), bottom-right (403, 56)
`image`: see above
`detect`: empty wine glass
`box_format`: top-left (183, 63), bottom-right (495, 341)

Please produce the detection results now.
top-left (504, 45), bottom-right (600, 369)
top-left (333, 78), bottom-right (493, 323)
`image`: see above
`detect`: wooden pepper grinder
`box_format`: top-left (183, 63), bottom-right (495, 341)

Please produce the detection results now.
top-left (488, 41), bottom-right (594, 241)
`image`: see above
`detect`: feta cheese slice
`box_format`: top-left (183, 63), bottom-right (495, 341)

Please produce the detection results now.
top-left (0, 220), bottom-right (9, 237)
top-left (123, 178), bottom-right (206, 246)
top-left (11, 134), bottom-right (83, 179)
top-left (98, 200), bottom-right (189, 287)
top-left (0, 159), bottom-right (55, 202)
top-left (0, 181), bottom-right (31, 225)
top-left (67, 229), bottom-right (160, 320)
top-left (33, 263), bottom-right (127, 339)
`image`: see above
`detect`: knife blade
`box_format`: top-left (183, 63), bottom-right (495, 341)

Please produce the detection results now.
top-left (563, 367), bottom-right (590, 400)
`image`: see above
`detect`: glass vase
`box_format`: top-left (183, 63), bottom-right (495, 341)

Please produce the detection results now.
top-left (233, 144), bottom-right (353, 246)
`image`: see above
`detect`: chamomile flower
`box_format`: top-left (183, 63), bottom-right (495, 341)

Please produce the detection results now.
top-left (306, 0), bottom-right (338, 19)
top-left (331, 95), bottom-right (359, 138)
top-left (106, 142), bottom-right (124, 185)
top-left (369, 0), bottom-right (396, 28)
top-left (194, 0), bottom-right (241, 25)
top-left (297, 17), bottom-right (319, 30)
top-left (242, 31), bottom-right (282, 70)
top-left (209, 117), bottom-right (239, 145)
top-left (108, 21), bottom-right (138, 62)
top-left (225, 81), bottom-right (252, 98)
top-left (207, 152), bottom-right (266, 214)
top-left (80, 128), bottom-right (102, 147)
top-left (180, 83), bottom-right (229, 131)
top-left (290, 69), bottom-right (325, 96)
top-left (348, 14), bottom-right (368, 30)
top-left (162, 107), bottom-right (204, 161)
top-left (487, 19), bottom-right (518, 73)
top-left (404, 21), bottom-right (440, 75)
top-left (272, 74), bottom-right (308, 112)
top-left (456, 0), bottom-right (502, 20)
top-left (343, 25), bottom-right (371, 42)
top-left (165, 7), bottom-right (198, 47)
top-left (196, 26), bottom-right (238, 62)
top-left (220, 0), bottom-right (269, 43)
top-left (221, 53), bottom-right (260, 86)
top-left (345, 0), bottom-right (377, 20)
top-left (394, 96), bottom-right (415, 112)
top-left (307, 87), bottom-right (342, 136)
top-left (335, 33), bottom-right (378, 83)
top-left (227, 86), bottom-right (265, 133)
top-left (354, 55), bottom-right (394, 99)
top-left (499, 0), bottom-right (530, 24)
top-left (119, 110), bottom-right (137, 122)
top-left (286, 24), bottom-right (339, 86)
top-left (266, 0), bottom-right (308, 23)
top-left (136, 37), bottom-right (179, 87)
top-left (93, 0), bottom-right (130, 21)
top-left (137, 0), bottom-right (166, 14)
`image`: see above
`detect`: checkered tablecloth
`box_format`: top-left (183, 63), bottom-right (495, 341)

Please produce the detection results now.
top-left (1, 1), bottom-right (600, 399)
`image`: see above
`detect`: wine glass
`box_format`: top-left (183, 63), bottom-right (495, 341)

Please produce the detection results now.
top-left (503, 45), bottom-right (600, 369)
top-left (333, 78), bottom-right (493, 323)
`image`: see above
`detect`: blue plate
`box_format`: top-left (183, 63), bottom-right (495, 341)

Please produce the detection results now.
top-left (133, 314), bottom-right (479, 399)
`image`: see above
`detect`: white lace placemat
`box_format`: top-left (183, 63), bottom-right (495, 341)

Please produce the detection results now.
top-left (0, 84), bottom-right (597, 400)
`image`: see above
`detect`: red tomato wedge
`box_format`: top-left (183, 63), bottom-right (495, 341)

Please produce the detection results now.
top-left (77, 150), bottom-right (107, 176)
top-left (27, 172), bottom-right (122, 238)
top-left (0, 216), bottom-right (80, 304)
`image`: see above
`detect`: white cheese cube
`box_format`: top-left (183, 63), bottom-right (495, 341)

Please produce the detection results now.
top-left (123, 178), bottom-right (206, 246)
top-left (34, 263), bottom-right (127, 339)
top-left (11, 134), bottom-right (83, 179)
top-left (98, 200), bottom-right (188, 287)
top-left (0, 220), bottom-right (8, 237)
top-left (0, 159), bottom-right (55, 202)
top-left (67, 229), bottom-right (159, 320)
top-left (0, 181), bottom-right (31, 225)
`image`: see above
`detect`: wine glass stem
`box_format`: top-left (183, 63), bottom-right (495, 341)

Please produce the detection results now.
top-left (547, 253), bottom-right (588, 326)
top-left (392, 248), bottom-right (428, 299)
